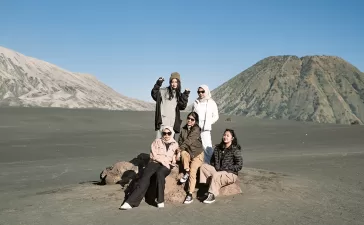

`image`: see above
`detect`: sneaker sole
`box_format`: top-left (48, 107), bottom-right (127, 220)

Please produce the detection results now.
top-left (183, 200), bottom-right (193, 204)
top-left (203, 200), bottom-right (215, 204)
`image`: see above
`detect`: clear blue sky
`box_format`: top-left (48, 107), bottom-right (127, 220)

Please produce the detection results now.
top-left (1, 0), bottom-right (363, 102)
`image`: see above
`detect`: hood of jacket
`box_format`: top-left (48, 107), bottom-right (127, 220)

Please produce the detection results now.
top-left (197, 84), bottom-right (211, 101)
top-left (160, 125), bottom-right (176, 143)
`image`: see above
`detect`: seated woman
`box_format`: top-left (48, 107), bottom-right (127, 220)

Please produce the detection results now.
top-left (119, 126), bottom-right (179, 210)
top-left (177, 112), bottom-right (204, 204)
top-left (199, 128), bottom-right (243, 204)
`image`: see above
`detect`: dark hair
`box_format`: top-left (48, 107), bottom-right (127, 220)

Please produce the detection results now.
top-left (167, 79), bottom-right (181, 100)
top-left (187, 111), bottom-right (199, 125)
top-left (218, 128), bottom-right (241, 149)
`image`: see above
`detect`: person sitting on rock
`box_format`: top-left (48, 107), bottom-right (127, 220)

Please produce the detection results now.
top-left (177, 112), bottom-right (204, 204)
top-left (119, 126), bottom-right (179, 210)
top-left (199, 128), bottom-right (243, 204)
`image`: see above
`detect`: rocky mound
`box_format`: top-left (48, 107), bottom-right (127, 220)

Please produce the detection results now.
top-left (100, 153), bottom-right (242, 203)
top-left (48, 166), bottom-right (300, 207)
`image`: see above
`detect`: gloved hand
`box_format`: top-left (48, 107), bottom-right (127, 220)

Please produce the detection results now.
top-left (183, 88), bottom-right (190, 94)
top-left (156, 77), bottom-right (164, 86)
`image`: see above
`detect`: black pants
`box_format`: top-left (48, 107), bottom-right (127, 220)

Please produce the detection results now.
top-left (126, 161), bottom-right (171, 207)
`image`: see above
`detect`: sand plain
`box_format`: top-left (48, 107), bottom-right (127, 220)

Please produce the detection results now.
top-left (0, 107), bottom-right (363, 225)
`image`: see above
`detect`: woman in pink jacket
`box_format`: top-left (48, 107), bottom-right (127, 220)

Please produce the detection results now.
top-left (119, 126), bottom-right (179, 210)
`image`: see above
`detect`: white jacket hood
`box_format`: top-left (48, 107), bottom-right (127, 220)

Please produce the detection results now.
top-left (197, 84), bottom-right (211, 100)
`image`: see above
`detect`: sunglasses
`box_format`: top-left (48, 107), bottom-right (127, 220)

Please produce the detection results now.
top-left (162, 131), bottom-right (172, 136)
top-left (197, 90), bottom-right (205, 94)
top-left (187, 117), bottom-right (195, 121)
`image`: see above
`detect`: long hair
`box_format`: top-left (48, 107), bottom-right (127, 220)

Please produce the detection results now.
top-left (218, 128), bottom-right (241, 149)
top-left (187, 111), bottom-right (199, 125)
top-left (167, 79), bottom-right (181, 100)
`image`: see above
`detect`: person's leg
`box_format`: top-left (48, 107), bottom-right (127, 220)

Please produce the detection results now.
top-left (122, 162), bottom-right (160, 207)
top-left (188, 152), bottom-right (204, 193)
top-left (201, 131), bottom-right (213, 164)
top-left (180, 151), bottom-right (191, 183)
top-left (180, 151), bottom-right (191, 171)
top-left (199, 163), bottom-right (217, 184)
top-left (155, 165), bottom-right (171, 204)
top-left (204, 172), bottom-right (238, 204)
top-left (183, 152), bottom-right (204, 204)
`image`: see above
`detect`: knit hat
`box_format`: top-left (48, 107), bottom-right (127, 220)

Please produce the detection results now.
top-left (170, 72), bottom-right (181, 82)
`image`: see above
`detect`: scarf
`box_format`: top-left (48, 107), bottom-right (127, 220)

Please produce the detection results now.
top-left (197, 84), bottom-right (212, 102)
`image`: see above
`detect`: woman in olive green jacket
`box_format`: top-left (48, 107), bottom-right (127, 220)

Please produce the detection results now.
top-left (177, 112), bottom-right (204, 204)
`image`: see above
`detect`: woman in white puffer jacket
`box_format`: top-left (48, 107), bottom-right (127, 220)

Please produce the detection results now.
top-left (192, 84), bottom-right (219, 164)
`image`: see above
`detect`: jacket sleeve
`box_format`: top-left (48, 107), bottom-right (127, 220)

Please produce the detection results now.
top-left (150, 140), bottom-right (164, 164)
top-left (179, 126), bottom-right (200, 153)
top-left (192, 102), bottom-right (196, 112)
top-left (210, 150), bottom-right (216, 167)
top-left (151, 80), bottom-right (163, 102)
top-left (211, 146), bottom-right (221, 171)
top-left (223, 148), bottom-right (243, 172)
top-left (177, 130), bottom-right (184, 146)
top-left (211, 100), bottom-right (219, 124)
top-left (177, 90), bottom-right (190, 110)
top-left (171, 142), bottom-right (179, 165)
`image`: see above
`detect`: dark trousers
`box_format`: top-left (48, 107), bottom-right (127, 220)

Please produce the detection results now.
top-left (126, 161), bottom-right (171, 207)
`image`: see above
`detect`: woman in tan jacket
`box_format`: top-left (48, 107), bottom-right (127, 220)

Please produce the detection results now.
top-left (119, 126), bottom-right (179, 210)
top-left (177, 112), bottom-right (204, 204)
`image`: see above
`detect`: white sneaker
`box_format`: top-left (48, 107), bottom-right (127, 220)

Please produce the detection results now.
top-left (183, 193), bottom-right (193, 204)
top-left (157, 202), bottom-right (165, 208)
top-left (179, 173), bottom-right (190, 183)
top-left (119, 202), bottom-right (132, 210)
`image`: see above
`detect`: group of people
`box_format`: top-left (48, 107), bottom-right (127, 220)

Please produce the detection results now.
top-left (119, 72), bottom-right (243, 210)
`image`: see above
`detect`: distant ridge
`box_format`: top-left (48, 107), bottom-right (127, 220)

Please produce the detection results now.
top-left (212, 55), bottom-right (364, 124)
top-left (0, 46), bottom-right (154, 111)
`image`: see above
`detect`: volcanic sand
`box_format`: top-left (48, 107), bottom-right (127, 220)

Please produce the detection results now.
top-left (0, 107), bottom-right (363, 225)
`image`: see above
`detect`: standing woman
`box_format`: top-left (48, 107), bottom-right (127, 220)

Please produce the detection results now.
top-left (151, 72), bottom-right (190, 139)
top-left (192, 85), bottom-right (219, 164)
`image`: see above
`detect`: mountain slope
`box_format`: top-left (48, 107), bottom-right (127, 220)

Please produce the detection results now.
top-left (212, 55), bottom-right (364, 124)
top-left (0, 46), bottom-right (154, 110)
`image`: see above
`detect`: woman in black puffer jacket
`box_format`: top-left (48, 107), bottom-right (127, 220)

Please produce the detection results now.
top-left (199, 128), bottom-right (243, 204)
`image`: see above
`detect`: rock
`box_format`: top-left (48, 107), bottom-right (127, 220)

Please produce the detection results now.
top-left (100, 161), bottom-right (138, 185)
top-left (351, 120), bottom-right (360, 125)
top-left (163, 167), bottom-right (189, 203)
top-left (100, 153), bottom-right (150, 185)
top-left (219, 180), bottom-right (242, 196)
top-left (100, 160), bottom-right (242, 203)
top-left (152, 166), bottom-right (242, 203)
top-left (100, 153), bottom-right (243, 203)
